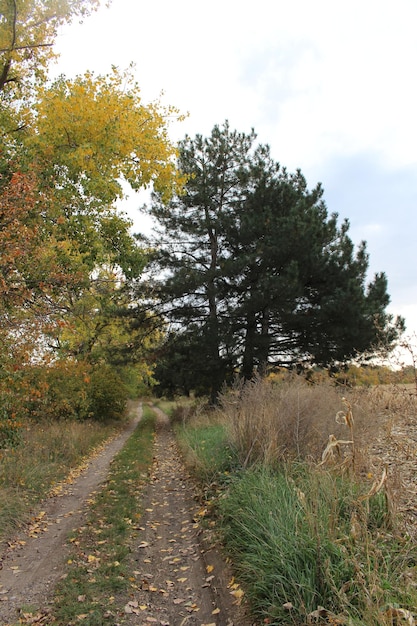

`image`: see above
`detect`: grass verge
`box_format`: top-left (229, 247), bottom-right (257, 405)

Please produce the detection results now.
top-left (0, 420), bottom-right (122, 543)
top-left (50, 405), bottom-right (155, 625)
top-left (175, 419), bottom-right (239, 491)
top-left (218, 467), bottom-right (417, 625)
top-left (174, 383), bottom-right (417, 626)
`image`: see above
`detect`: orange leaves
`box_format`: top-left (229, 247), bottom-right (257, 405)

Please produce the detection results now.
top-left (0, 170), bottom-right (39, 304)
top-left (0, 166), bottom-right (90, 330)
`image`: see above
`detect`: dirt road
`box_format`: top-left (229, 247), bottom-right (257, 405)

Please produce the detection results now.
top-left (0, 403), bottom-right (142, 624)
top-left (0, 404), bottom-right (253, 626)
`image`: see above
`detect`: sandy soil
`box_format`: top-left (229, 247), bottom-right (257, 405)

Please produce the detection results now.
top-left (0, 404), bottom-right (254, 626)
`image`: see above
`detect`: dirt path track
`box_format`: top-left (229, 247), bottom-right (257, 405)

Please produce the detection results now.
top-left (0, 403), bottom-right (142, 625)
top-left (0, 404), bottom-right (253, 626)
top-left (124, 406), bottom-right (250, 626)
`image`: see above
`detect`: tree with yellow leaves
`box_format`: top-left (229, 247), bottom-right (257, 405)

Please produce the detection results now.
top-left (33, 67), bottom-right (186, 204)
top-left (1, 0), bottom-right (186, 419)
top-left (0, 0), bottom-right (100, 94)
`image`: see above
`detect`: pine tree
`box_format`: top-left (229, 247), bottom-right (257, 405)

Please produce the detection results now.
top-left (144, 122), bottom-right (403, 398)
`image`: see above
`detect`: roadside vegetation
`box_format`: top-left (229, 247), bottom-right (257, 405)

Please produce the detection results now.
top-left (1, 4), bottom-right (416, 625)
top-left (174, 375), bottom-right (417, 626)
top-left (0, 417), bottom-right (122, 543)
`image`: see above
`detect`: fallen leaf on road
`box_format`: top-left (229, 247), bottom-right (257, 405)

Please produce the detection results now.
top-left (87, 554), bottom-right (99, 563)
top-left (230, 588), bottom-right (245, 605)
top-left (19, 612), bottom-right (50, 624)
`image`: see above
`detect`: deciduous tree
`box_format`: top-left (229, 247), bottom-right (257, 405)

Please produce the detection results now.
top-left (0, 0), bottom-right (100, 95)
top-left (0, 0), bottom-right (186, 416)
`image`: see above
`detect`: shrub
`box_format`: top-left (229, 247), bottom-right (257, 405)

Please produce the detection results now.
top-left (10, 361), bottom-right (129, 423)
top-left (0, 405), bottom-right (23, 449)
top-left (87, 365), bottom-right (129, 422)
top-left (14, 360), bottom-right (92, 422)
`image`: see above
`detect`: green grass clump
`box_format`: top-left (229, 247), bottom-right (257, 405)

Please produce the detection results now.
top-left (173, 380), bottom-right (417, 625)
top-left (218, 466), bottom-right (417, 625)
top-left (51, 406), bottom-right (155, 625)
top-left (154, 398), bottom-right (178, 416)
top-left (175, 421), bottom-right (238, 485)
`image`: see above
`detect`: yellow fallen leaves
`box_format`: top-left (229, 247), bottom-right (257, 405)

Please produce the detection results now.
top-left (228, 577), bottom-right (245, 605)
top-left (124, 600), bottom-right (147, 614)
top-left (230, 588), bottom-right (244, 604)
top-left (87, 554), bottom-right (100, 563)
top-left (46, 437), bottom-right (115, 499)
top-left (27, 511), bottom-right (50, 538)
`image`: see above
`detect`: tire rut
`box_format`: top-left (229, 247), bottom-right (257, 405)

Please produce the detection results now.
top-left (122, 405), bottom-right (253, 626)
top-left (0, 404), bottom-right (254, 625)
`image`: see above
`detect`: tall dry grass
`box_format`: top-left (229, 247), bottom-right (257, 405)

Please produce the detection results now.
top-left (220, 375), bottom-right (344, 466)
top-left (207, 376), bottom-right (417, 624)
top-left (0, 419), bottom-right (121, 541)
top-left (218, 374), bottom-right (415, 468)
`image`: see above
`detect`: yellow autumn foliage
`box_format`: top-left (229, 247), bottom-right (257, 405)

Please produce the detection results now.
top-left (33, 66), bottom-right (187, 202)
top-left (0, 0), bottom-right (101, 93)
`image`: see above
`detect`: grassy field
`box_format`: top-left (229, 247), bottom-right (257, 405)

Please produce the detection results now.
top-left (174, 377), bottom-right (417, 625)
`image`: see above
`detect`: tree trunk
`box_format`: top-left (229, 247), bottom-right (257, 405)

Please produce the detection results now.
top-left (258, 307), bottom-right (271, 376)
top-left (242, 309), bottom-right (257, 380)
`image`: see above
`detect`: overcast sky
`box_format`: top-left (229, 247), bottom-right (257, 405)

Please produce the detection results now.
top-left (53, 0), bottom-right (417, 350)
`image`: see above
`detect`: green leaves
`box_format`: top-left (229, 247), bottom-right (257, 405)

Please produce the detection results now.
top-left (0, 0), bottom-right (101, 96)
